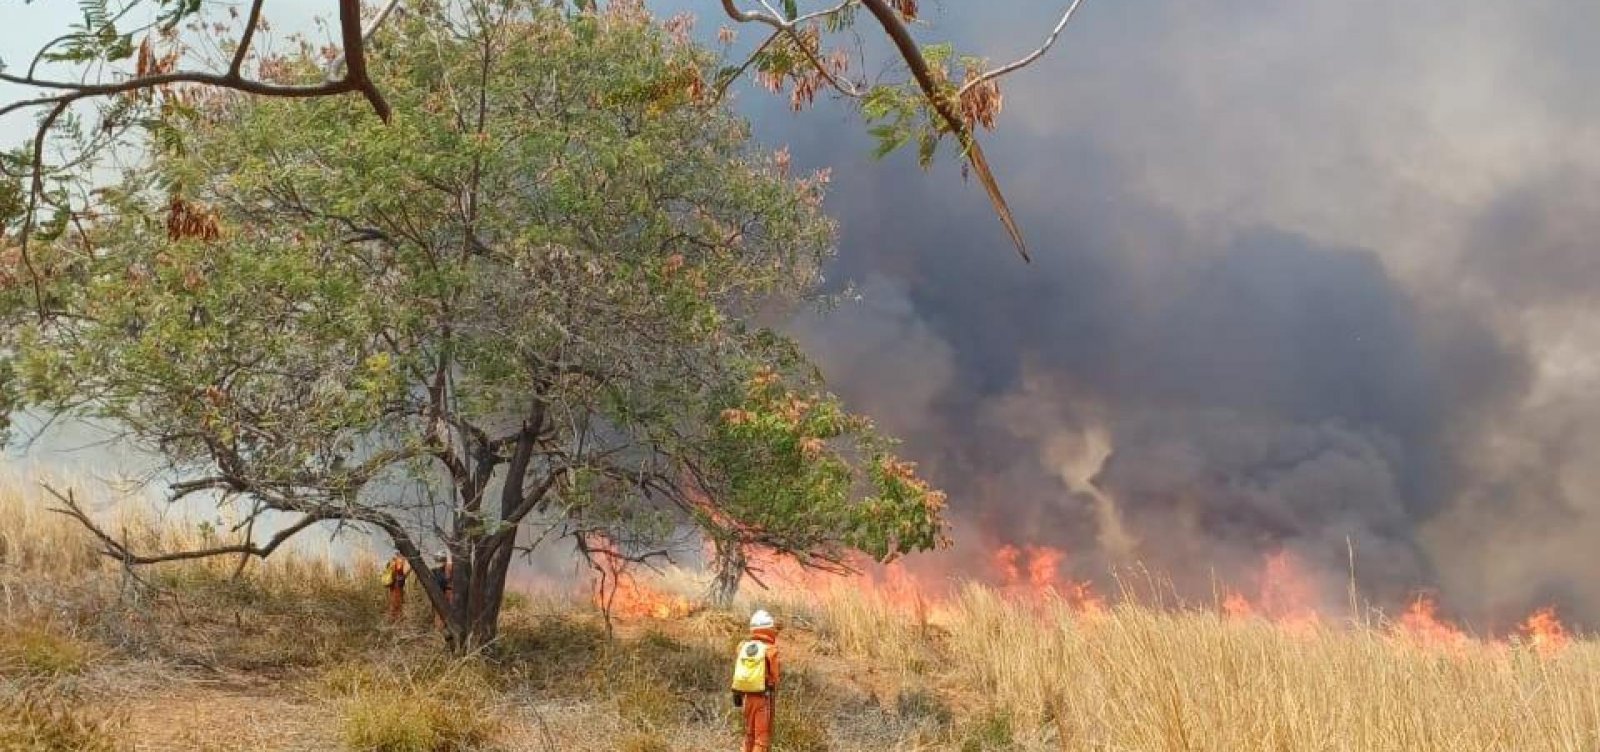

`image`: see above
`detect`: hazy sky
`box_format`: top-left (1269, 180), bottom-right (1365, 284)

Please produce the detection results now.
top-left (6, 0), bottom-right (1600, 623)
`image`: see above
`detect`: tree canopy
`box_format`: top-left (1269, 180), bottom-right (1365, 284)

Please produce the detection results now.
top-left (1, 0), bottom-right (1091, 311)
top-left (3, 0), bottom-right (946, 647)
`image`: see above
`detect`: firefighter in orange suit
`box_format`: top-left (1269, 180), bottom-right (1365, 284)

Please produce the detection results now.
top-left (730, 609), bottom-right (781, 752)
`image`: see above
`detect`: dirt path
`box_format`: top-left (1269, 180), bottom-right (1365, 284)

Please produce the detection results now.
top-left (103, 675), bottom-right (339, 752)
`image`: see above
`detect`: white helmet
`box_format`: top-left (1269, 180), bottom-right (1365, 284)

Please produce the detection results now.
top-left (749, 609), bottom-right (775, 629)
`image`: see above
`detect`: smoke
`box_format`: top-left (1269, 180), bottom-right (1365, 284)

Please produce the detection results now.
top-left (770, 0), bottom-right (1600, 625)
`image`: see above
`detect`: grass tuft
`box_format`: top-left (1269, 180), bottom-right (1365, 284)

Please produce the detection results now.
top-left (0, 623), bottom-right (97, 676)
top-left (0, 692), bottom-right (126, 752)
top-left (330, 660), bottom-right (503, 752)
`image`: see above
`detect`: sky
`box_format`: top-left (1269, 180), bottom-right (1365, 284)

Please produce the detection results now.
top-left (6, 0), bottom-right (1600, 625)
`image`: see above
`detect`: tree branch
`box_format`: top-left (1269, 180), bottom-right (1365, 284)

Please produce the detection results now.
top-left (958, 0), bottom-right (1087, 97)
top-left (14, 98), bottom-right (72, 318)
top-left (713, 29), bottom-right (781, 104)
top-left (857, 0), bottom-right (1029, 261)
top-left (325, 0), bottom-right (406, 78)
top-left (718, 1), bottom-right (861, 98)
top-left (45, 484), bottom-right (331, 566)
top-left (228, 0), bottom-right (269, 77)
top-left (335, 0), bottom-right (392, 121)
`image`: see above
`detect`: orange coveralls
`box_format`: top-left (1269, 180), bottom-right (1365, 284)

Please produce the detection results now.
top-left (741, 627), bottom-right (781, 752)
top-left (384, 557), bottom-right (410, 622)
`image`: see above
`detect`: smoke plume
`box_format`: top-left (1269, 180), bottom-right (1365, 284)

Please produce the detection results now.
top-left (764, 0), bottom-right (1600, 626)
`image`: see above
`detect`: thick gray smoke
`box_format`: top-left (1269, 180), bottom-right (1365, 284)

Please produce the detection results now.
top-left (758, 0), bottom-right (1600, 626)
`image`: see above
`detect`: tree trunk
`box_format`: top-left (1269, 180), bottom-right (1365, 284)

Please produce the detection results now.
top-left (708, 538), bottom-right (745, 610)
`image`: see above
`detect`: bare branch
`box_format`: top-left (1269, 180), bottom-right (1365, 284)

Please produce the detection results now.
top-left (228, 0), bottom-right (270, 77)
top-left (959, 0), bottom-right (1087, 97)
top-left (0, 70), bottom-right (369, 102)
top-left (325, 0), bottom-right (407, 79)
top-left (719, 0), bottom-right (782, 26)
top-left (16, 99), bottom-right (72, 318)
top-left (44, 484), bottom-right (331, 566)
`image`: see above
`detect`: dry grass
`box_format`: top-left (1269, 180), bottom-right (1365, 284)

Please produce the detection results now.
top-left (807, 582), bottom-right (1600, 751)
top-left (7, 473), bottom-right (1600, 750)
top-left (321, 660), bottom-right (504, 752)
top-left (0, 475), bottom-right (103, 577)
top-left (0, 621), bottom-right (98, 676)
top-left (0, 691), bottom-right (127, 752)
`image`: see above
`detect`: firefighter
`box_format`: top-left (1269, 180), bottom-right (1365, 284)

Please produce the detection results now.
top-left (431, 550), bottom-right (454, 630)
top-left (730, 609), bottom-right (781, 752)
top-left (381, 550), bottom-right (410, 623)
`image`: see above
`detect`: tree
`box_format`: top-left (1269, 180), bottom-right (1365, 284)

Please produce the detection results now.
top-left (4, 0), bottom-right (947, 650)
top-left (0, 0), bottom-right (1091, 312)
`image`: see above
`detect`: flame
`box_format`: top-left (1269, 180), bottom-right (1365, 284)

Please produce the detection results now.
top-left (1219, 550), bottom-right (1321, 633)
top-left (1258, 551), bottom-right (1321, 627)
top-left (989, 543), bottom-right (1103, 613)
top-left (597, 575), bottom-right (696, 620)
top-left (1393, 596), bottom-right (1470, 650)
top-left (1026, 546), bottom-right (1062, 589)
top-left (1222, 591), bottom-right (1254, 620)
top-left (593, 533), bottom-right (1578, 659)
top-left (992, 545), bottom-right (1022, 585)
top-left (1519, 607), bottom-right (1569, 656)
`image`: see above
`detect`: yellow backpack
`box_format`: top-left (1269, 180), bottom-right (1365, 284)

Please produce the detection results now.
top-left (730, 640), bottom-right (769, 693)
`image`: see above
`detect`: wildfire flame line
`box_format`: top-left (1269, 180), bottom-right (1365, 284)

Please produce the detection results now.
top-left (585, 542), bottom-right (1573, 657)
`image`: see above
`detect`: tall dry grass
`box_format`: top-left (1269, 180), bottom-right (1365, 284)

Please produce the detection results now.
top-left (9, 471), bottom-right (1600, 750)
top-left (804, 580), bottom-right (1600, 751)
top-left (0, 472), bottom-right (378, 590)
top-left (0, 476), bottom-right (103, 577)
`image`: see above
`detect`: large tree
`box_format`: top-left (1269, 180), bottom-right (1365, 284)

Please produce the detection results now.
top-left (3, 0), bottom-right (946, 649)
top-left (1, 0), bottom-right (1090, 309)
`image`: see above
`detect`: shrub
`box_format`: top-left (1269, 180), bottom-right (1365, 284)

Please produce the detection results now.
top-left (770, 675), bottom-right (833, 752)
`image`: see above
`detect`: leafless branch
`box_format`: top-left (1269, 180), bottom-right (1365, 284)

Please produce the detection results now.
top-left (325, 0), bottom-right (407, 77)
top-left (228, 0), bottom-right (269, 76)
top-left (14, 99), bottom-right (71, 318)
top-left (44, 483), bottom-right (331, 566)
top-left (958, 0), bottom-right (1087, 97)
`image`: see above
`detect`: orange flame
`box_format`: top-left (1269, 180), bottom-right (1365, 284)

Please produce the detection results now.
top-left (597, 576), bottom-right (696, 620)
top-left (1519, 607), bottom-right (1569, 657)
top-left (989, 543), bottom-right (1103, 614)
top-left (1394, 596), bottom-right (1470, 650)
top-left (1216, 550), bottom-right (1323, 633)
top-left (1222, 591), bottom-right (1254, 620)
